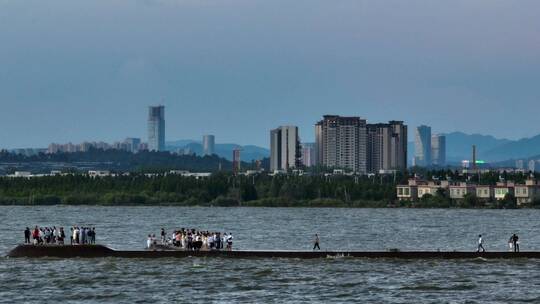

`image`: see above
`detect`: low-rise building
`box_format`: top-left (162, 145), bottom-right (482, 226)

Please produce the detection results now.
top-left (515, 179), bottom-right (540, 205)
top-left (396, 179), bottom-right (420, 201)
top-left (494, 182), bottom-right (514, 200)
top-left (449, 182), bottom-right (476, 200)
top-left (476, 186), bottom-right (494, 201)
top-left (396, 178), bottom-right (540, 205)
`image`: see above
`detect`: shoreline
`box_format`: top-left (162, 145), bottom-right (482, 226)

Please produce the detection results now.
top-left (0, 201), bottom-right (532, 209)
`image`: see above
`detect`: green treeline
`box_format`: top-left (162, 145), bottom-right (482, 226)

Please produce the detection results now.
top-left (1, 170), bottom-right (539, 208)
top-left (0, 173), bottom-right (395, 207)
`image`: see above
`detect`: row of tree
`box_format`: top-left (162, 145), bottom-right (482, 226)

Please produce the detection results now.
top-left (0, 173), bottom-right (395, 206)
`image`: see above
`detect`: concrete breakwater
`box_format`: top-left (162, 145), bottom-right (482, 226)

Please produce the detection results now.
top-left (6, 244), bottom-right (540, 259)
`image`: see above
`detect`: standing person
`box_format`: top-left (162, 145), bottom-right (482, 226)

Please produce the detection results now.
top-left (32, 226), bottom-right (40, 245)
top-left (313, 234), bottom-right (321, 250)
top-left (91, 228), bottom-right (96, 244)
top-left (226, 233), bottom-right (233, 251)
top-left (161, 228), bottom-right (166, 244)
top-left (147, 234), bottom-right (152, 249)
top-left (80, 227), bottom-right (86, 244)
top-left (477, 235), bottom-right (485, 252)
top-left (24, 227), bottom-right (31, 244)
top-left (59, 227), bottom-right (65, 245)
top-left (73, 227), bottom-right (79, 245)
top-left (512, 234), bottom-right (520, 252)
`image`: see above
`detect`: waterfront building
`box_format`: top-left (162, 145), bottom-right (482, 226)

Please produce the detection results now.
top-left (515, 179), bottom-right (540, 205)
top-left (203, 135), bottom-right (215, 156)
top-left (315, 115), bottom-right (367, 174)
top-left (270, 126), bottom-right (301, 172)
top-left (397, 179), bottom-right (540, 206)
top-left (494, 182), bottom-right (515, 200)
top-left (148, 105), bottom-right (165, 151)
top-left (431, 134), bottom-right (446, 166)
top-left (301, 143), bottom-right (316, 167)
top-left (448, 183), bottom-right (476, 200)
top-left (366, 121), bottom-right (407, 173)
top-left (414, 125), bottom-right (432, 167)
top-left (476, 186), bottom-right (494, 200)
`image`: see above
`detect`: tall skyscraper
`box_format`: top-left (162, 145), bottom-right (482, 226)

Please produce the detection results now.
top-left (232, 148), bottom-right (241, 174)
top-left (366, 121), bottom-right (407, 173)
top-left (148, 105), bottom-right (165, 152)
top-left (431, 134), bottom-right (446, 166)
top-left (202, 135), bottom-right (215, 156)
top-left (315, 115), bottom-right (367, 174)
top-left (414, 125), bottom-right (432, 167)
top-left (270, 126), bottom-right (301, 172)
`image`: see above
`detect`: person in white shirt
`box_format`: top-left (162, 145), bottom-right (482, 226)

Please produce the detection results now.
top-left (147, 235), bottom-right (153, 249)
top-left (477, 234), bottom-right (485, 252)
top-left (73, 227), bottom-right (79, 244)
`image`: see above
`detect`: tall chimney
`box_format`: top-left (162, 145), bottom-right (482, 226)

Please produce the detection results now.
top-left (472, 145), bottom-right (477, 170)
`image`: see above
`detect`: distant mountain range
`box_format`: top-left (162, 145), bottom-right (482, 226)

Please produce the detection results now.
top-left (409, 132), bottom-right (540, 164)
top-left (166, 140), bottom-right (269, 162)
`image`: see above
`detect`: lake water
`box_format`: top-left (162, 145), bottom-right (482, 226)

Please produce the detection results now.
top-left (1, 206), bottom-right (540, 303)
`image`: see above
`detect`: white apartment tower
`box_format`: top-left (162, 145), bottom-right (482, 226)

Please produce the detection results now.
top-left (270, 126), bottom-right (300, 172)
top-left (202, 135), bottom-right (215, 156)
top-left (315, 115), bottom-right (367, 174)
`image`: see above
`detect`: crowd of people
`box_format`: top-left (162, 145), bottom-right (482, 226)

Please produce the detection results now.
top-left (24, 226), bottom-right (96, 245)
top-left (147, 228), bottom-right (234, 251)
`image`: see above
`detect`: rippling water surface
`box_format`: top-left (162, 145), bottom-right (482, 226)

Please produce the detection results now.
top-left (1, 206), bottom-right (540, 303)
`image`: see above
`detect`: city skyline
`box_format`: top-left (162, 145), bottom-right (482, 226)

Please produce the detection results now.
top-left (1, 1), bottom-right (539, 148)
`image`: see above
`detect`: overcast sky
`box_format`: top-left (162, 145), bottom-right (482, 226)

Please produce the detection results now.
top-left (1, 0), bottom-right (539, 148)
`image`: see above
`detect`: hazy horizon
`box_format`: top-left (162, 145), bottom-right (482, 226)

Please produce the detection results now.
top-left (1, 0), bottom-right (539, 149)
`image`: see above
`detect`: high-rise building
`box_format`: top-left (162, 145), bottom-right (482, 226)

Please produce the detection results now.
top-left (124, 138), bottom-right (141, 153)
top-left (529, 160), bottom-right (537, 173)
top-left (202, 135), bottom-right (215, 156)
top-left (516, 159), bottom-right (524, 170)
top-left (414, 125), bottom-right (432, 167)
top-left (315, 115), bottom-right (367, 174)
top-left (301, 143), bottom-right (316, 168)
top-left (148, 105), bottom-right (165, 151)
top-left (366, 121), bottom-right (408, 173)
top-left (431, 134), bottom-right (446, 166)
top-left (270, 126), bottom-right (301, 172)
top-left (232, 148), bottom-right (241, 174)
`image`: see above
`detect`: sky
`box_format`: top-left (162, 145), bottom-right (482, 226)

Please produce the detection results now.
top-left (0, 0), bottom-right (539, 149)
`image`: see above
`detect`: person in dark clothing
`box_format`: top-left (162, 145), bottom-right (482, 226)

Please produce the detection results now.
top-left (24, 227), bottom-right (31, 244)
top-left (512, 234), bottom-right (520, 252)
top-left (313, 234), bottom-right (321, 250)
top-left (187, 234), bottom-right (193, 251)
top-left (215, 233), bottom-right (222, 250)
top-left (59, 227), bottom-right (65, 245)
top-left (160, 228), bottom-right (166, 244)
